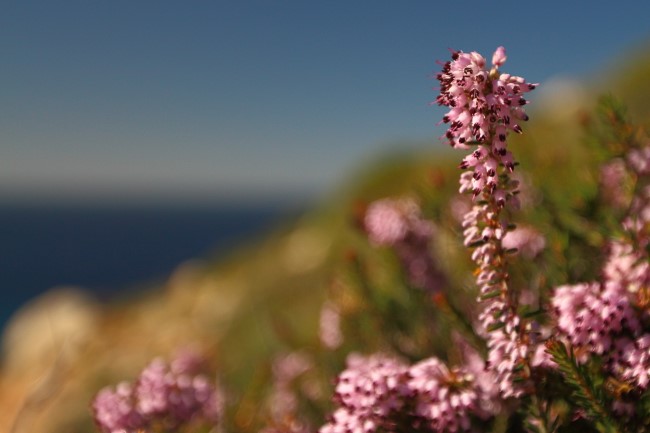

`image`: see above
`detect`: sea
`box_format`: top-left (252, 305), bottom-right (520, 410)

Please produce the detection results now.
top-left (0, 202), bottom-right (303, 333)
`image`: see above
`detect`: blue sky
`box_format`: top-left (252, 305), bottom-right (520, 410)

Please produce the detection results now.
top-left (1, 1), bottom-right (649, 205)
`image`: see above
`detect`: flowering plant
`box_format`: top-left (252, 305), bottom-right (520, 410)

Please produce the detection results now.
top-left (91, 47), bottom-right (650, 433)
top-left (320, 47), bottom-right (650, 433)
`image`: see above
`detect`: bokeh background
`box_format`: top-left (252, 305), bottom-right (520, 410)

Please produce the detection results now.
top-left (2, 1), bottom-right (650, 432)
top-left (3, 0), bottom-right (650, 326)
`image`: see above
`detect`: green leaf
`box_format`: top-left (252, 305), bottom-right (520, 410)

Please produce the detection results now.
top-left (545, 339), bottom-right (620, 433)
top-left (479, 290), bottom-right (502, 301)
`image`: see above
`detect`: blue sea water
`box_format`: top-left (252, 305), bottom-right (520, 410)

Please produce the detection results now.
top-left (0, 203), bottom-right (300, 332)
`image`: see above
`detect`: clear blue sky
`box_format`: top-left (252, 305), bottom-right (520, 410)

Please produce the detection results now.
top-left (1, 1), bottom-right (649, 205)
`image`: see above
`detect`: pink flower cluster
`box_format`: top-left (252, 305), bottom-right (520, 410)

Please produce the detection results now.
top-left (92, 382), bottom-right (145, 433)
top-left (552, 242), bottom-right (650, 388)
top-left (408, 358), bottom-right (479, 432)
top-left (479, 304), bottom-right (530, 398)
top-left (364, 198), bottom-right (445, 293)
top-left (552, 280), bottom-right (640, 361)
top-left (320, 353), bottom-right (493, 433)
top-left (551, 139), bottom-right (650, 389)
top-left (321, 354), bottom-right (410, 433)
top-left (437, 47), bottom-right (537, 398)
top-left (437, 46), bottom-right (535, 196)
top-left (92, 352), bottom-right (223, 433)
top-left (604, 241), bottom-right (650, 295)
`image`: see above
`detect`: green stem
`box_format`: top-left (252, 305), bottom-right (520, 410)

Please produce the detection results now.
top-left (546, 340), bottom-right (620, 433)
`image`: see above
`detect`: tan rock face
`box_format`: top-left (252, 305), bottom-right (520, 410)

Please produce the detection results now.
top-left (0, 287), bottom-right (100, 433)
top-left (1, 287), bottom-right (99, 375)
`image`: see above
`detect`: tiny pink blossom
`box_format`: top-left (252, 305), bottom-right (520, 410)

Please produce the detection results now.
top-left (620, 335), bottom-right (650, 389)
top-left (491, 46), bottom-right (507, 67)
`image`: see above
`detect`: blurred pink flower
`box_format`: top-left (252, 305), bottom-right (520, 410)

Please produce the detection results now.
top-left (92, 353), bottom-right (223, 433)
top-left (92, 382), bottom-right (143, 433)
top-left (319, 301), bottom-right (343, 349)
top-left (600, 158), bottom-right (629, 209)
top-left (628, 145), bottom-right (650, 175)
top-left (364, 198), bottom-right (430, 246)
top-left (364, 197), bottom-right (446, 293)
top-left (502, 226), bottom-right (546, 258)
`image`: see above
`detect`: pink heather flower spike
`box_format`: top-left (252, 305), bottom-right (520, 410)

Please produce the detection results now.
top-left (437, 47), bottom-right (537, 398)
